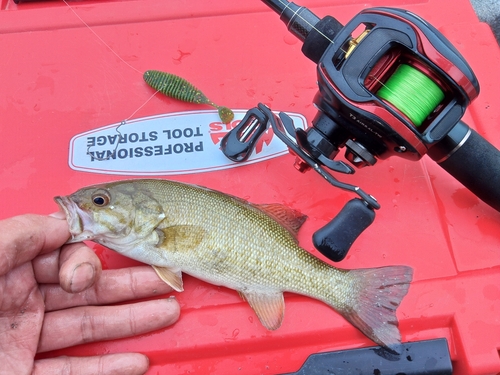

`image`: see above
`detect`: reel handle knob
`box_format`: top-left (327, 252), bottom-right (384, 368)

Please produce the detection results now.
top-left (313, 198), bottom-right (375, 262)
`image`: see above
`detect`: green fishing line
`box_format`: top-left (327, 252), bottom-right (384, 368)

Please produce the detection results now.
top-left (377, 64), bottom-right (445, 127)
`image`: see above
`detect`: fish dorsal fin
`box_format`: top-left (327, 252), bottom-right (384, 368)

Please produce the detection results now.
top-left (239, 290), bottom-right (285, 330)
top-left (255, 204), bottom-right (307, 238)
top-left (223, 192), bottom-right (306, 238)
top-left (156, 225), bottom-right (205, 252)
top-left (152, 265), bottom-right (184, 292)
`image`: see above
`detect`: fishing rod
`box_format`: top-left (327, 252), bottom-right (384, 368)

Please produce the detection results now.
top-left (221, 0), bottom-right (500, 262)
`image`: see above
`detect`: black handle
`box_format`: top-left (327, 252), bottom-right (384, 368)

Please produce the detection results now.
top-left (429, 121), bottom-right (500, 212)
top-left (261, 0), bottom-right (320, 42)
top-left (313, 198), bottom-right (375, 262)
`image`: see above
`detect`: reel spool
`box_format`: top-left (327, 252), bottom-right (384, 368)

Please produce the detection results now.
top-left (376, 64), bottom-right (445, 128)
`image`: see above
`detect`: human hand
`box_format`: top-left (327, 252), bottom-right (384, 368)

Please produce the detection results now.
top-left (0, 214), bottom-right (180, 375)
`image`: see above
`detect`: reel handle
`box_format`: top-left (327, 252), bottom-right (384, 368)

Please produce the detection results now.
top-left (313, 198), bottom-right (375, 262)
top-left (429, 121), bottom-right (500, 212)
top-left (220, 108), bottom-right (268, 162)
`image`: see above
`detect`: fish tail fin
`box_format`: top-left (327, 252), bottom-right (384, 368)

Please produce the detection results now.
top-left (339, 266), bottom-right (413, 352)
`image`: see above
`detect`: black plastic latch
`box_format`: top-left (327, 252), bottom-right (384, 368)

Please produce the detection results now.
top-left (280, 339), bottom-right (452, 375)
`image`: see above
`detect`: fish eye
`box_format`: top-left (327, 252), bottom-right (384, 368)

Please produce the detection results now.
top-left (91, 190), bottom-right (111, 207)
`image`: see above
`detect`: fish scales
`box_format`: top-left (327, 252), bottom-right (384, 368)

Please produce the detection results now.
top-left (55, 178), bottom-right (412, 351)
top-left (150, 180), bottom-right (351, 300)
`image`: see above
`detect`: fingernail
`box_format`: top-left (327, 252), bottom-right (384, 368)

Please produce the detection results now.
top-left (70, 262), bottom-right (95, 293)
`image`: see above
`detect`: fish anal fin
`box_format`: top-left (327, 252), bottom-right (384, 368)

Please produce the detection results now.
top-left (156, 225), bottom-right (205, 252)
top-left (339, 266), bottom-right (413, 353)
top-left (240, 290), bottom-right (285, 330)
top-left (152, 265), bottom-right (184, 292)
top-left (255, 203), bottom-right (307, 238)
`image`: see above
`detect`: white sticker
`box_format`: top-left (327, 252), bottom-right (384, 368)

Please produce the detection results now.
top-left (68, 110), bottom-right (307, 175)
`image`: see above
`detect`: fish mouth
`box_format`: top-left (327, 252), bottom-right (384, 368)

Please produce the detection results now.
top-left (54, 196), bottom-right (96, 243)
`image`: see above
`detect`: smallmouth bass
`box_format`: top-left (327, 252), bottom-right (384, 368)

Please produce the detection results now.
top-left (55, 179), bottom-right (412, 350)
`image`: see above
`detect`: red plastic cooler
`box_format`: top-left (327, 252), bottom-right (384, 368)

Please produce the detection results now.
top-left (1, 0), bottom-right (499, 374)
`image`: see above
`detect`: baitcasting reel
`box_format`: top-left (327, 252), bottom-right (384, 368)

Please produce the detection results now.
top-left (221, 0), bottom-right (500, 262)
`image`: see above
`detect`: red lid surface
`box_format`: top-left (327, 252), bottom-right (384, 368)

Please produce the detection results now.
top-left (1, 0), bottom-right (499, 374)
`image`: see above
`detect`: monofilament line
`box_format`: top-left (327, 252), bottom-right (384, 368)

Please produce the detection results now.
top-left (62, 0), bottom-right (162, 161)
top-left (86, 89), bottom-right (160, 161)
top-left (62, 0), bottom-right (143, 75)
top-left (67, 0), bottom-right (340, 161)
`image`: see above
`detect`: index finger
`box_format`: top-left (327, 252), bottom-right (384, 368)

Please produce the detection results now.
top-left (0, 214), bottom-right (70, 277)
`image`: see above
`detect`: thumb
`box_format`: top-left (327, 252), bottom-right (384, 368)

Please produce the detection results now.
top-left (59, 242), bottom-right (103, 293)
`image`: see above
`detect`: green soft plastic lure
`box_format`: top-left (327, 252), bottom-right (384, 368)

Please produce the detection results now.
top-left (144, 70), bottom-right (234, 124)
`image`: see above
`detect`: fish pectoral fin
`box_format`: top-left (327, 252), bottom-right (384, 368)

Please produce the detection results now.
top-left (240, 290), bottom-right (285, 330)
top-left (152, 265), bottom-right (184, 292)
top-left (156, 225), bottom-right (205, 252)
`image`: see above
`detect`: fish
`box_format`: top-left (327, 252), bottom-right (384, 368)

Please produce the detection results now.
top-left (54, 179), bottom-right (413, 351)
top-left (143, 70), bottom-right (234, 124)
